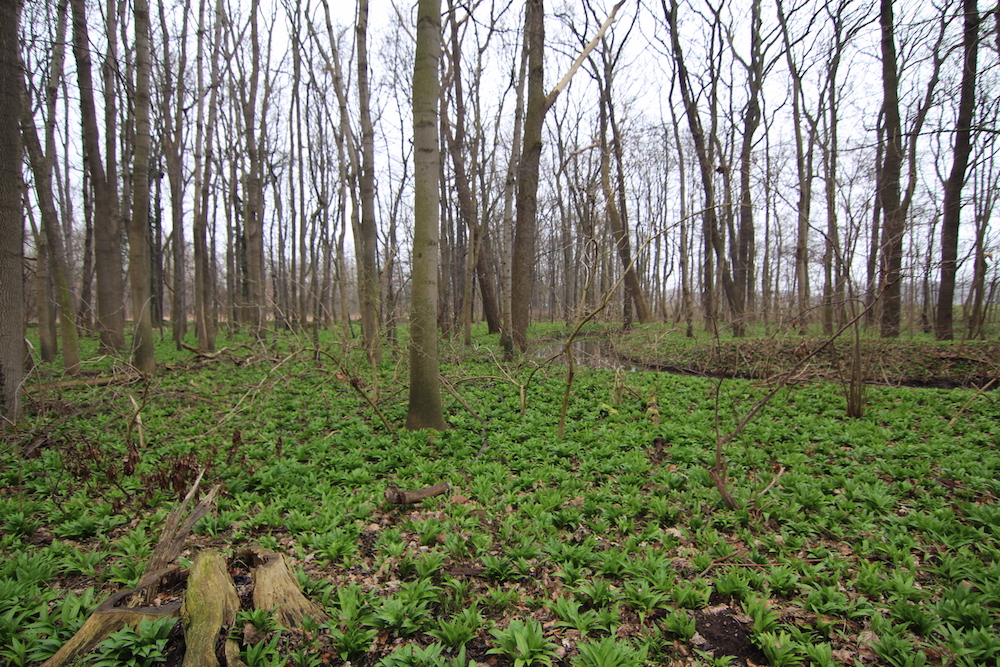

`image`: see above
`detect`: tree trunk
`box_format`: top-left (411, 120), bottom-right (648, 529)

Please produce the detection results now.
top-left (600, 78), bottom-right (649, 326)
top-left (443, 1), bottom-right (502, 336)
top-left (242, 0), bottom-right (266, 336)
top-left (407, 0), bottom-right (447, 431)
top-left (0, 0), bottom-right (24, 423)
top-left (509, 0), bottom-right (545, 352)
top-left (877, 0), bottom-right (906, 338)
top-left (733, 0), bottom-right (763, 338)
top-left (128, 0), bottom-right (155, 374)
top-left (663, 0), bottom-right (739, 335)
top-left (72, 0), bottom-right (124, 352)
top-left (356, 0), bottom-right (382, 364)
top-left (935, 0), bottom-right (979, 340)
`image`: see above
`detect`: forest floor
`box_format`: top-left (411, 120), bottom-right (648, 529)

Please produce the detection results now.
top-left (612, 326), bottom-right (1000, 389)
top-left (2, 323), bottom-right (999, 667)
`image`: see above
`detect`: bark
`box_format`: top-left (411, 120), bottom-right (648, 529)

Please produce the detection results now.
top-left (935, 0), bottom-right (979, 340)
top-left (877, 0), bottom-right (906, 338)
top-left (356, 0), bottom-right (382, 364)
top-left (20, 8), bottom-right (81, 373)
top-left (0, 0), bottom-right (23, 423)
top-left (509, 0), bottom-right (545, 352)
top-left (181, 551), bottom-right (240, 667)
top-left (407, 0), bottom-right (447, 431)
top-left (732, 0), bottom-right (763, 337)
top-left (385, 482), bottom-right (450, 504)
top-left (129, 0), bottom-right (156, 374)
top-left (239, 546), bottom-right (327, 629)
top-left (242, 0), bottom-right (266, 335)
top-left (72, 0), bottom-right (125, 352)
top-left (40, 569), bottom-right (183, 667)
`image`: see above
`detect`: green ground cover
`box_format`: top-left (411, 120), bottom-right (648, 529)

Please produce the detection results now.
top-left (2, 324), bottom-right (999, 666)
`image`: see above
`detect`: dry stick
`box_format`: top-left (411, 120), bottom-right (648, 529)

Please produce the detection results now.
top-left (308, 346), bottom-right (395, 438)
top-left (711, 285), bottom-right (891, 510)
top-left (949, 376), bottom-right (998, 427)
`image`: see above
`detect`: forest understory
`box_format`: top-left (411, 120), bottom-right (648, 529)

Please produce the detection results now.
top-left (2, 323), bottom-right (999, 667)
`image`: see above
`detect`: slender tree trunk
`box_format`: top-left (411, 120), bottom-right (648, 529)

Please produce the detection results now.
top-left (599, 81), bottom-right (648, 326)
top-left (72, 0), bottom-right (124, 352)
top-left (356, 0), bottom-right (382, 363)
top-left (407, 0), bottom-right (446, 431)
top-left (242, 0), bottom-right (265, 336)
top-left (663, 0), bottom-right (738, 334)
top-left (935, 0), bottom-right (979, 340)
top-left (128, 0), bottom-right (155, 373)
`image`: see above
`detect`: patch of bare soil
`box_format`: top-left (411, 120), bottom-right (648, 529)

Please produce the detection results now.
top-left (694, 605), bottom-right (768, 667)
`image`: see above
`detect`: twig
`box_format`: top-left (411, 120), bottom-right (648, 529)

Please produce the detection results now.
top-left (949, 376), bottom-right (998, 427)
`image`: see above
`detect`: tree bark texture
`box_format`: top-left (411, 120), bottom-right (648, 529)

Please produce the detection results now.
top-left (407, 0), bottom-right (447, 431)
top-left (0, 0), bottom-right (24, 423)
top-left (128, 0), bottom-right (156, 374)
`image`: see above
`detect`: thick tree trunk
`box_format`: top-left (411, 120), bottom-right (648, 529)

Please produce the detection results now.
top-left (0, 0), bottom-right (23, 423)
top-left (877, 0), bottom-right (906, 338)
top-left (407, 0), bottom-right (447, 431)
top-left (733, 0), bottom-right (763, 337)
top-left (935, 0), bottom-right (979, 340)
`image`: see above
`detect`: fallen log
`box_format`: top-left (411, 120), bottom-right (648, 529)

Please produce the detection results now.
top-left (40, 567), bottom-right (183, 667)
top-left (384, 481), bottom-right (450, 505)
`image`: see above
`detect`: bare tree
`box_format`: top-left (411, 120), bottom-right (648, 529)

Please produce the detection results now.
top-left (662, 0), bottom-right (739, 335)
top-left (156, 0), bottom-right (191, 348)
top-left (935, 0), bottom-right (980, 340)
top-left (509, 0), bottom-right (624, 351)
top-left (72, 0), bottom-right (124, 352)
top-left (20, 0), bottom-right (80, 373)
